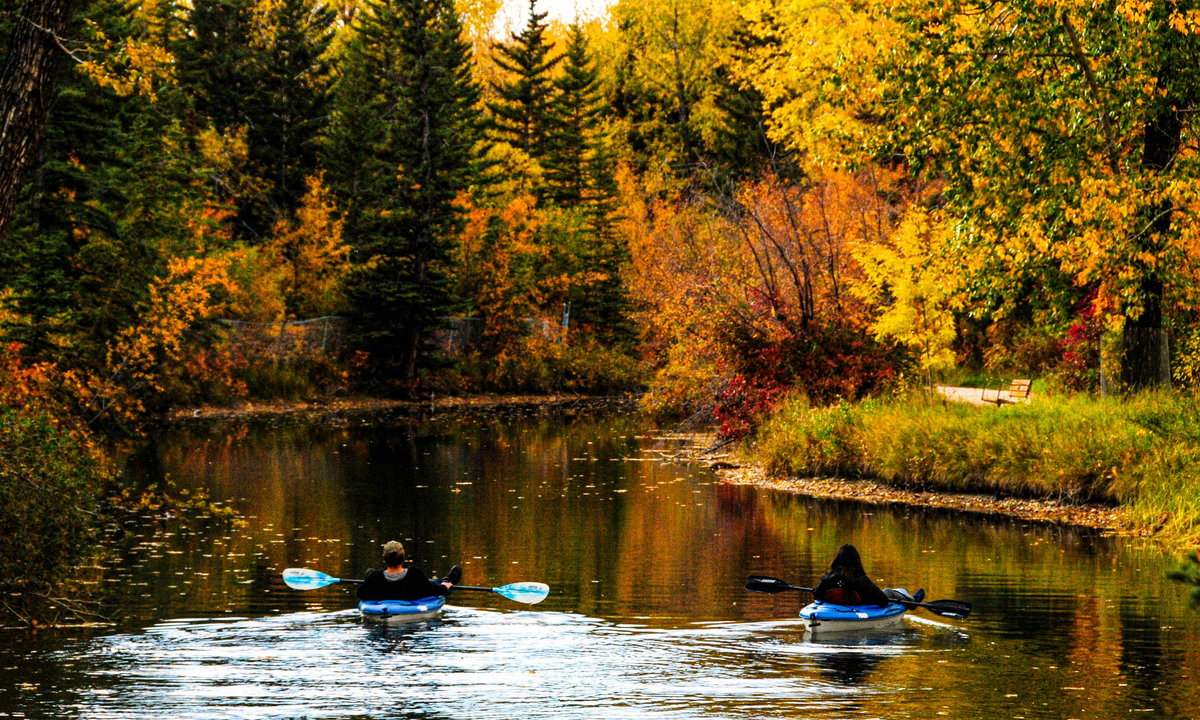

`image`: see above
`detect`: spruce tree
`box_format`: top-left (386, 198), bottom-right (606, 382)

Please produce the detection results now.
top-left (173, 0), bottom-right (256, 133)
top-left (327, 0), bottom-right (484, 385)
top-left (487, 0), bottom-right (562, 166)
top-left (543, 23), bottom-right (617, 226)
top-left (248, 0), bottom-right (337, 228)
top-left (540, 25), bottom-right (631, 345)
top-left (174, 0), bottom-right (335, 241)
top-left (3, 0), bottom-right (167, 366)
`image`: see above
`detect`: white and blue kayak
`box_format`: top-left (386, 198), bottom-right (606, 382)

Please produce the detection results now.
top-left (799, 600), bottom-right (907, 634)
top-left (358, 596), bottom-right (446, 624)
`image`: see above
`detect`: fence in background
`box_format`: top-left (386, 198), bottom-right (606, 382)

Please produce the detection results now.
top-left (218, 316), bottom-right (346, 360)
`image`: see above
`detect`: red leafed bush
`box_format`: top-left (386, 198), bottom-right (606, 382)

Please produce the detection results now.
top-left (713, 322), bottom-right (904, 439)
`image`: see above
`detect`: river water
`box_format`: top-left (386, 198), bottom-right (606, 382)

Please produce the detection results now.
top-left (2, 402), bottom-right (1198, 719)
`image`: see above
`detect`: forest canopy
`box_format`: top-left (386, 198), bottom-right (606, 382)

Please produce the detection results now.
top-left (2, 0), bottom-right (1200, 436)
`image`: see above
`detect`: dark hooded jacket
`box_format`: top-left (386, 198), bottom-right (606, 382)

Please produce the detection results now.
top-left (812, 544), bottom-right (889, 606)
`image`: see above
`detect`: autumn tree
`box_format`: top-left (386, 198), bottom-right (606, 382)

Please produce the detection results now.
top-left (327, 0), bottom-right (485, 385)
top-left (487, 0), bottom-right (562, 175)
top-left (265, 174), bottom-right (348, 319)
top-left (742, 0), bottom-right (1200, 389)
top-left (601, 0), bottom-right (742, 177)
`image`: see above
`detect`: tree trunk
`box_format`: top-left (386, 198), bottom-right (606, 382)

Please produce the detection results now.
top-left (0, 0), bottom-right (78, 244)
top-left (1121, 105), bottom-right (1182, 389)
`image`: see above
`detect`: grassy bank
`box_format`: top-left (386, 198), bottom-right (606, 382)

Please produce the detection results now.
top-left (752, 391), bottom-right (1200, 544)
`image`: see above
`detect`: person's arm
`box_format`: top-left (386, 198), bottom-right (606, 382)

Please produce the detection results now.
top-left (812, 572), bottom-right (836, 601)
top-left (356, 569), bottom-right (381, 600)
top-left (853, 576), bottom-right (890, 606)
top-left (404, 566), bottom-right (451, 597)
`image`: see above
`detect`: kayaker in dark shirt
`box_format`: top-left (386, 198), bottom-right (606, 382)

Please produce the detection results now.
top-left (356, 540), bottom-right (462, 602)
top-left (812, 544), bottom-right (890, 607)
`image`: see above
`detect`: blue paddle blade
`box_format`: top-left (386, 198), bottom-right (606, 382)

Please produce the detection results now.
top-left (493, 582), bottom-right (550, 604)
top-left (283, 568), bottom-right (340, 590)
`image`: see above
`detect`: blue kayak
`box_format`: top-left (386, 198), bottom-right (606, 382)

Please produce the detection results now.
top-left (800, 600), bottom-right (907, 633)
top-left (358, 596), bottom-right (446, 624)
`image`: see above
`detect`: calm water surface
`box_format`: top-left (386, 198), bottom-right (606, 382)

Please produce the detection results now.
top-left (2, 403), bottom-right (1198, 719)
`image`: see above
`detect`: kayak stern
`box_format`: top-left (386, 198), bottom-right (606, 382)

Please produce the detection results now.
top-left (358, 596), bottom-right (446, 625)
top-left (799, 600), bottom-right (907, 634)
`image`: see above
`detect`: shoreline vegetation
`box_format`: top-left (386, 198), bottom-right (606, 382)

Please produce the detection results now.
top-left (744, 390), bottom-right (1200, 546)
top-left (168, 393), bottom-right (639, 423)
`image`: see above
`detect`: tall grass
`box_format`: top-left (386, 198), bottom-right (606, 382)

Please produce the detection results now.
top-left (753, 391), bottom-right (1200, 543)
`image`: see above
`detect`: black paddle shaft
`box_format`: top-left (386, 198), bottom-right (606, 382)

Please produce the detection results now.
top-left (744, 574), bottom-right (971, 619)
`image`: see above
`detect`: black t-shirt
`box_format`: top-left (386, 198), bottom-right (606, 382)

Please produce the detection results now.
top-left (356, 566), bottom-right (449, 601)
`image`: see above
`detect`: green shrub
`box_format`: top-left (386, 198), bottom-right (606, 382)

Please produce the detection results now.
top-left (425, 341), bottom-right (647, 395)
top-left (0, 408), bottom-right (112, 609)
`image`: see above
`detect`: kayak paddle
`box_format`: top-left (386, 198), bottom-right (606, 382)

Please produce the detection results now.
top-left (282, 567), bottom-right (550, 604)
top-left (745, 574), bottom-right (971, 619)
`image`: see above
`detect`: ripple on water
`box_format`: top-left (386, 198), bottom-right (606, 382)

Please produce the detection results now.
top-left (48, 608), bottom-right (949, 720)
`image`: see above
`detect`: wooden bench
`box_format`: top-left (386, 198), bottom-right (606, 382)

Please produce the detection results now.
top-left (982, 379), bottom-right (1032, 406)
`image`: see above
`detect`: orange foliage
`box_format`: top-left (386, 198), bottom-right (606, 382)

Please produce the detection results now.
top-left (264, 174), bottom-right (349, 319)
top-left (625, 165), bottom-right (904, 415)
top-left (455, 193), bottom-right (579, 354)
top-left (104, 256), bottom-right (238, 411)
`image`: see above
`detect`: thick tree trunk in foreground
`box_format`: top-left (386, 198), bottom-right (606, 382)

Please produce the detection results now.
top-left (0, 0), bottom-right (78, 244)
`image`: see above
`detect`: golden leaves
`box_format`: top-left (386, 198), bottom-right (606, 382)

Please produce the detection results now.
top-left (77, 21), bottom-right (175, 101)
top-left (108, 256), bottom-right (236, 396)
top-left (852, 206), bottom-right (961, 373)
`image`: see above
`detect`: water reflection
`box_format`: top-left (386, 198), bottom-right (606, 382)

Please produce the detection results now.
top-left (2, 406), bottom-right (1199, 720)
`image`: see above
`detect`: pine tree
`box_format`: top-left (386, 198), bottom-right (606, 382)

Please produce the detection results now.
top-left (247, 0), bottom-right (337, 229)
top-left (173, 0), bottom-right (256, 133)
top-left (487, 0), bottom-right (562, 166)
top-left (543, 24), bottom-right (614, 217)
top-left (327, 0), bottom-right (485, 385)
top-left (3, 0), bottom-right (170, 366)
top-left (174, 0), bottom-right (335, 241)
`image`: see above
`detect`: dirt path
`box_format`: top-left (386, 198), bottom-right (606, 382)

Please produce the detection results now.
top-left (935, 384), bottom-right (1031, 407)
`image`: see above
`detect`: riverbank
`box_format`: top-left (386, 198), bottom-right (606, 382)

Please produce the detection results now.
top-left (714, 461), bottom-right (1133, 533)
top-left (737, 391), bottom-right (1200, 544)
top-left (665, 431), bottom-right (1134, 534)
top-left (169, 393), bottom-right (637, 423)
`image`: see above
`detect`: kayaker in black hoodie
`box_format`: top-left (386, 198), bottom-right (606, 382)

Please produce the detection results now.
top-left (357, 540), bottom-right (462, 602)
top-left (812, 544), bottom-right (891, 607)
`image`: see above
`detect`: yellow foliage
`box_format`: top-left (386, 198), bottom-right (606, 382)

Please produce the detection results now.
top-left (264, 174), bottom-right (349, 319)
top-left (77, 21), bottom-right (175, 101)
top-left (197, 127), bottom-right (271, 217)
top-left (852, 207), bottom-right (960, 374)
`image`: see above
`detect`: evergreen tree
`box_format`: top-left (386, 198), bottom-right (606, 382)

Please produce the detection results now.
top-left (246, 0), bottom-right (336, 227)
top-left (543, 23), bottom-right (616, 220)
top-left (174, 0), bottom-right (256, 132)
top-left (541, 24), bottom-right (632, 345)
top-left (487, 0), bottom-right (562, 166)
top-left (174, 0), bottom-right (335, 241)
top-left (327, 0), bottom-right (485, 385)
